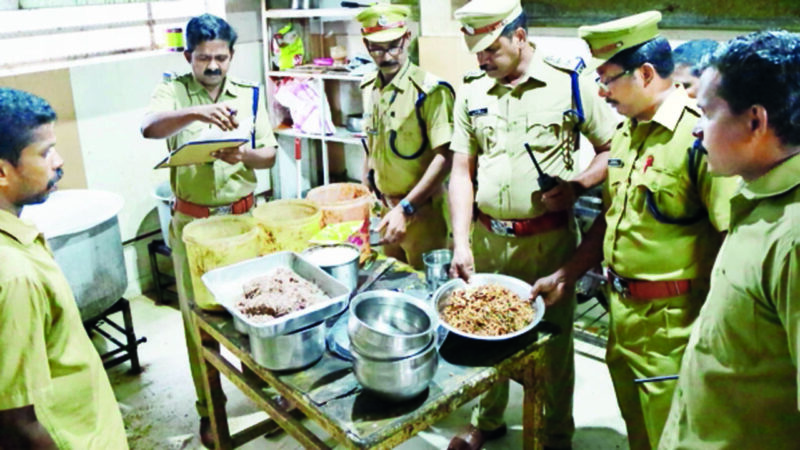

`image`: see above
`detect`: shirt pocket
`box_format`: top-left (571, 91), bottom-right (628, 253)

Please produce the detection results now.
top-left (632, 166), bottom-right (696, 219)
top-left (525, 112), bottom-right (565, 153)
top-left (471, 113), bottom-right (502, 155)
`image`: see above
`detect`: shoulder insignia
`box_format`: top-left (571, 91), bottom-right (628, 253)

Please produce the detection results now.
top-left (463, 69), bottom-right (486, 82)
top-left (161, 71), bottom-right (178, 83)
top-left (360, 71), bottom-right (378, 89)
top-left (411, 70), bottom-right (454, 97)
top-left (544, 55), bottom-right (586, 75)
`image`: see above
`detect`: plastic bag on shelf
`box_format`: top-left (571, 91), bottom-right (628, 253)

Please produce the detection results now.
top-left (271, 22), bottom-right (305, 70)
top-left (273, 78), bottom-right (335, 135)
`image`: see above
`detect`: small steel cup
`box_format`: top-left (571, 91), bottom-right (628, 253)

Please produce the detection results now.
top-left (423, 249), bottom-right (452, 292)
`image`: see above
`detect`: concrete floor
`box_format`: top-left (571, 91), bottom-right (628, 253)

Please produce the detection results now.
top-left (104, 294), bottom-right (628, 449)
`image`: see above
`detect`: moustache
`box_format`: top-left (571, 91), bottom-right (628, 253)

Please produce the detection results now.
top-left (379, 61), bottom-right (398, 68)
top-left (47, 168), bottom-right (63, 189)
top-left (479, 64), bottom-right (496, 72)
top-left (204, 69), bottom-right (223, 76)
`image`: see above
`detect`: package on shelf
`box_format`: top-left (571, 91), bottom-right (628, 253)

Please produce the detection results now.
top-left (272, 78), bottom-right (335, 135)
top-left (271, 22), bottom-right (305, 70)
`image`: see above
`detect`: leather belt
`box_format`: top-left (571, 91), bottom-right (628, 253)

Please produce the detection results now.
top-left (476, 209), bottom-right (569, 237)
top-left (173, 193), bottom-right (254, 219)
top-left (606, 267), bottom-right (692, 301)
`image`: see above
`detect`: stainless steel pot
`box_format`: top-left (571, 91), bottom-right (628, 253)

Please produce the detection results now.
top-left (348, 290), bottom-right (435, 360)
top-left (249, 321), bottom-right (325, 371)
top-left (352, 339), bottom-right (438, 401)
top-left (301, 243), bottom-right (359, 291)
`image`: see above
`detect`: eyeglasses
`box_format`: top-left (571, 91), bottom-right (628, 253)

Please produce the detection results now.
top-left (595, 69), bottom-right (633, 91)
top-left (367, 38), bottom-right (405, 57)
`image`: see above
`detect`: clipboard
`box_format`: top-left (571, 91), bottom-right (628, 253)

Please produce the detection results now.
top-left (154, 138), bottom-right (248, 169)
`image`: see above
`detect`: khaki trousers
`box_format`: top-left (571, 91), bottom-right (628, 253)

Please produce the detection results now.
top-left (605, 280), bottom-right (707, 450)
top-left (380, 194), bottom-right (450, 270)
top-left (470, 219), bottom-right (578, 448)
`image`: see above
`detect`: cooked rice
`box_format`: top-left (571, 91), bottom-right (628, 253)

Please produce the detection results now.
top-left (441, 283), bottom-right (534, 336)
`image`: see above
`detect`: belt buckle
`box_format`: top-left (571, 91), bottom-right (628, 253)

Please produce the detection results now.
top-left (211, 204), bottom-right (233, 215)
top-left (611, 275), bottom-right (629, 296)
top-left (490, 219), bottom-right (514, 237)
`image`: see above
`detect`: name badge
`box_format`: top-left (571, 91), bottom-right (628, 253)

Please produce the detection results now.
top-left (468, 108), bottom-right (488, 117)
top-left (608, 158), bottom-right (624, 168)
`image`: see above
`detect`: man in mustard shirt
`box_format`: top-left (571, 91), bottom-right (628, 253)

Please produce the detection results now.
top-left (447, 1), bottom-right (619, 448)
top-left (0, 88), bottom-right (128, 449)
top-left (356, 4), bottom-right (454, 269)
top-left (660, 30), bottom-right (800, 449)
top-left (532, 12), bottom-right (739, 450)
top-left (140, 14), bottom-right (278, 445)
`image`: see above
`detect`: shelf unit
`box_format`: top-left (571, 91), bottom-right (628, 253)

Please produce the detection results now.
top-left (261, 3), bottom-right (368, 199)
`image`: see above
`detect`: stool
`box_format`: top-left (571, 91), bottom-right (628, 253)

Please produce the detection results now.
top-left (84, 298), bottom-right (147, 373)
top-left (148, 239), bottom-right (177, 304)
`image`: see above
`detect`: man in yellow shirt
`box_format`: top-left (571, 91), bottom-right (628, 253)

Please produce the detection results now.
top-left (660, 30), bottom-right (800, 450)
top-left (0, 88), bottom-right (128, 449)
top-left (140, 14), bottom-right (278, 445)
top-left (532, 12), bottom-right (739, 450)
top-left (447, 1), bottom-right (619, 448)
top-left (357, 4), bottom-right (454, 269)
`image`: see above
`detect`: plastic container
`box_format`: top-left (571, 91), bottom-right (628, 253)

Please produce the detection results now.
top-left (182, 215), bottom-right (261, 310)
top-left (152, 181), bottom-right (173, 245)
top-left (252, 199), bottom-right (322, 254)
top-left (305, 182), bottom-right (371, 227)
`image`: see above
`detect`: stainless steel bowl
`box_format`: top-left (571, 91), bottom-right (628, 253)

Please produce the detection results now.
top-left (432, 273), bottom-right (546, 341)
top-left (348, 290), bottom-right (435, 360)
top-left (302, 244), bottom-right (360, 291)
top-left (249, 321), bottom-right (325, 371)
top-left (352, 339), bottom-right (438, 401)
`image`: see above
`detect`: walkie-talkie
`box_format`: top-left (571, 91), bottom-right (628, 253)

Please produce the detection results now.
top-left (524, 143), bottom-right (558, 192)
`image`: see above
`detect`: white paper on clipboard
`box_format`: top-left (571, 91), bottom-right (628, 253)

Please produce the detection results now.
top-left (154, 138), bottom-right (248, 169)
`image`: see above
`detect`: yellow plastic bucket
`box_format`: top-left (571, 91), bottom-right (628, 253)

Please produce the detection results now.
top-left (252, 199), bottom-right (322, 254)
top-left (182, 215), bottom-right (260, 310)
top-left (306, 182), bottom-right (371, 227)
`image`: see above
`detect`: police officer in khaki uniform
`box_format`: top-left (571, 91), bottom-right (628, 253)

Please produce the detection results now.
top-left (447, 1), bottom-right (619, 448)
top-left (0, 88), bottom-right (128, 449)
top-left (356, 4), bottom-right (454, 269)
top-left (140, 14), bottom-right (278, 446)
top-left (532, 12), bottom-right (739, 450)
top-left (660, 30), bottom-right (800, 450)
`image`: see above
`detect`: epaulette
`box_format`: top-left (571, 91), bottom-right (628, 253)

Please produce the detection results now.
top-left (410, 71), bottom-right (454, 96)
top-left (463, 69), bottom-right (486, 82)
top-left (229, 77), bottom-right (259, 88)
top-left (360, 71), bottom-right (378, 89)
top-left (544, 55), bottom-right (586, 75)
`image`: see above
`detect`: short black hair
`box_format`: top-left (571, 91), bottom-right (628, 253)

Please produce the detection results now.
top-left (499, 11), bottom-right (527, 40)
top-left (0, 88), bottom-right (56, 166)
top-left (185, 14), bottom-right (237, 53)
top-left (673, 39), bottom-right (719, 76)
top-left (709, 30), bottom-right (800, 147)
top-left (608, 36), bottom-right (674, 79)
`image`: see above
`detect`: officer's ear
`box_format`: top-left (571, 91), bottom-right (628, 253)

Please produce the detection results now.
top-left (513, 26), bottom-right (527, 48)
top-left (749, 104), bottom-right (769, 136)
top-left (639, 63), bottom-right (656, 86)
top-left (183, 50), bottom-right (192, 64)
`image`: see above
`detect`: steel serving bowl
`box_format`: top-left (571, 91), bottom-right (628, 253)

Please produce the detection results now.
top-left (348, 290), bottom-right (436, 360)
top-left (432, 273), bottom-right (546, 341)
top-left (301, 243), bottom-right (360, 291)
top-left (352, 339), bottom-right (438, 401)
top-left (249, 321), bottom-right (326, 371)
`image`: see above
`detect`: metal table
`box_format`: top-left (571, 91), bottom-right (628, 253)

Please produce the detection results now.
top-left (193, 259), bottom-right (555, 449)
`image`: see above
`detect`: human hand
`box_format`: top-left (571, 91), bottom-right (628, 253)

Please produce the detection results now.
top-left (193, 103), bottom-right (240, 132)
top-left (377, 206), bottom-right (407, 245)
top-left (530, 269), bottom-right (574, 307)
top-left (449, 245), bottom-right (474, 282)
top-left (540, 178), bottom-right (578, 212)
top-left (211, 143), bottom-right (249, 165)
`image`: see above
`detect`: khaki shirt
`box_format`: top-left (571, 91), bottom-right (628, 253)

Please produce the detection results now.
top-left (602, 87), bottom-right (739, 280)
top-left (147, 73), bottom-right (278, 206)
top-left (659, 152), bottom-right (800, 450)
top-left (0, 210), bottom-right (128, 449)
top-left (451, 50), bottom-right (618, 219)
top-left (362, 60), bottom-right (455, 196)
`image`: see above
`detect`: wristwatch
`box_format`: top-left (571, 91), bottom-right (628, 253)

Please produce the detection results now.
top-left (399, 199), bottom-right (416, 216)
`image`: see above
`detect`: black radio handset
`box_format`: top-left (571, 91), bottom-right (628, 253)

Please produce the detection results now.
top-left (524, 143), bottom-right (558, 192)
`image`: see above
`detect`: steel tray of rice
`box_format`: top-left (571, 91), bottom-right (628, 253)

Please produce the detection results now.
top-left (432, 273), bottom-right (545, 341)
top-left (202, 251), bottom-right (351, 337)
